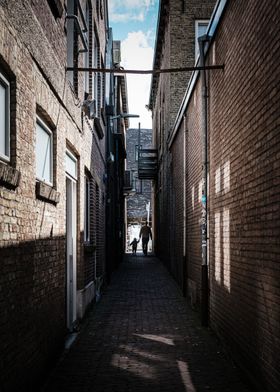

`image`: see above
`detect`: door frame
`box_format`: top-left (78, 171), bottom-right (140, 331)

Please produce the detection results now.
top-left (65, 149), bottom-right (78, 331)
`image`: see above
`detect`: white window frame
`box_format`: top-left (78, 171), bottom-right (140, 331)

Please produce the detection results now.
top-left (36, 116), bottom-right (53, 185)
top-left (195, 20), bottom-right (209, 61)
top-left (65, 149), bottom-right (77, 181)
top-left (84, 175), bottom-right (91, 242)
top-left (0, 71), bottom-right (10, 162)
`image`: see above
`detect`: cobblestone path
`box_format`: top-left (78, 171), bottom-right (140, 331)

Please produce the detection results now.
top-left (43, 255), bottom-right (251, 392)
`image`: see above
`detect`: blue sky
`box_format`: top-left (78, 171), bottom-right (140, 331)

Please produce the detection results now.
top-left (108, 0), bottom-right (159, 128)
top-left (109, 0), bottom-right (159, 45)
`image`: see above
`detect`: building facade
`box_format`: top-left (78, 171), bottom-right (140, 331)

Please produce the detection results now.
top-left (150, 0), bottom-right (280, 391)
top-left (149, 0), bottom-right (216, 283)
top-left (125, 127), bottom-right (153, 249)
top-left (0, 1), bottom-right (115, 390)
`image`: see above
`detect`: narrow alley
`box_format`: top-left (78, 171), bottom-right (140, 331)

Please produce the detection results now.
top-left (43, 255), bottom-right (250, 392)
top-left (1, 1), bottom-right (279, 391)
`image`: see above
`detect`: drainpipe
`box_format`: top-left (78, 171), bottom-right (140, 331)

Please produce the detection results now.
top-left (198, 34), bottom-right (210, 326)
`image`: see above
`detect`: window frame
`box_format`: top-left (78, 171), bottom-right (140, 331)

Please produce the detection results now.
top-left (0, 71), bottom-right (10, 162)
top-left (195, 20), bottom-right (209, 60)
top-left (84, 0), bottom-right (92, 96)
top-left (66, 0), bottom-right (75, 86)
top-left (35, 116), bottom-right (53, 186)
top-left (93, 33), bottom-right (99, 102)
top-left (84, 174), bottom-right (91, 242)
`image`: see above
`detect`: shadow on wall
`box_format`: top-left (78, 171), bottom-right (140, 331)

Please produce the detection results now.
top-left (211, 160), bottom-right (280, 391)
top-left (0, 235), bottom-right (66, 391)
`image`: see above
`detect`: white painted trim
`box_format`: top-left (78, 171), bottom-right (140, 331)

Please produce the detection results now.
top-left (35, 115), bottom-right (53, 186)
top-left (0, 71), bottom-right (10, 162)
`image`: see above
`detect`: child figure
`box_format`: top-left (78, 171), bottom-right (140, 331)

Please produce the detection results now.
top-left (130, 238), bottom-right (139, 255)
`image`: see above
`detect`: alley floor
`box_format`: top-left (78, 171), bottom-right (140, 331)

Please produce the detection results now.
top-left (43, 255), bottom-right (251, 392)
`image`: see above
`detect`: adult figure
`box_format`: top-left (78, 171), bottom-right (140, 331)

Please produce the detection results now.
top-left (139, 222), bottom-right (152, 256)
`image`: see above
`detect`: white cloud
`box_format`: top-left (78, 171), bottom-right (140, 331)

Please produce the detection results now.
top-left (110, 12), bottom-right (145, 23)
top-left (109, 0), bottom-right (155, 26)
top-left (121, 31), bottom-right (153, 129)
top-left (109, 0), bottom-right (155, 11)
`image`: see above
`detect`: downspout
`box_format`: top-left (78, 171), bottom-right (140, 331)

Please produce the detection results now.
top-left (198, 34), bottom-right (210, 326)
top-left (182, 114), bottom-right (187, 297)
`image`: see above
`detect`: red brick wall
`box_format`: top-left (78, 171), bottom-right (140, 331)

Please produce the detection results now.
top-left (167, 0), bottom-right (280, 390)
top-left (207, 1), bottom-right (280, 390)
top-left (152, 0), bottom-right (216, 273)
top-left (0, 1), bottom-right (107, 390)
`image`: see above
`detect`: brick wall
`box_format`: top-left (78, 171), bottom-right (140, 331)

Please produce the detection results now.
top-left (165, 0), bottom-right (280, 390)
top-left (152, 0), bottom-right (216, 270)
top-left (0, 1), bottom-right (107, 390)
top-left (207, 1), bottom-right (280, 390)
top-left (169, 0), bottom-right (216, 128)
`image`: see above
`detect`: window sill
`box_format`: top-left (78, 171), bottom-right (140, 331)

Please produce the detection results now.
top-left (35, 181), bottom-right (60, 204)
top-left (0, 161), bottom-right (21, 189)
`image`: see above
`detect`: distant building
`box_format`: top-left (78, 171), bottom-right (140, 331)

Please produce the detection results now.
top-left (125, 127), bottom-right (153, 250)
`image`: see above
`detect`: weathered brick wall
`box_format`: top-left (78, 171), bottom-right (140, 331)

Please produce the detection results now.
top-left (167, 0), bottom-right (280, 390)
top-left (184, 85), bottom-right (204, 307)
top-left (207, 1), bottom-right (280, 390)
top-left (152, 7), bottom-right (171, 264)
top-left (169, 0), bottom-right (216, 129)
top-left (152, 0), bottom-right (215, 270)
top-left (169, 129), bottom-right (185, 288)
top-left (0, 1), bottom-right (107, 390)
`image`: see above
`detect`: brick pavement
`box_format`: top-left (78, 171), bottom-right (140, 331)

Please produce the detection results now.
top-left (43, 255), bottom-right (251, 392)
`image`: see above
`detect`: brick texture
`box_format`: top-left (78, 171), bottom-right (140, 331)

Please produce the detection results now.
top-left (0, 1), bottom-right (107, 390)
top-left (152, 0), bottom-right (280, 391)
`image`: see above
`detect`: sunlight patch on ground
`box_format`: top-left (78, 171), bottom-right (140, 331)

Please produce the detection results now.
top-left (110, 354), bottom-right (156, 379)
top-left (118, 344), bottom-right (166, 362)
top-left (134, 333), bottom-right (175, 346)
top-left (177, 360), bottom-right (196, 392)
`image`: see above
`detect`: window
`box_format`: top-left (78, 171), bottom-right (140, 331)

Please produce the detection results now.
top-left (84, 175), bottom-right (91, 242)
top-left (84, 1), bottom-right (92, 96)
top-left (101, 57), bottom-right (105, 111)
top-left (66, 0), bottom-right (75, 85)
top-left (0, 71), bottom-right (10, 161)
top-left (36, 117), bottom-right (53, 185)
top-left (93, 34), bottom-right (99, 102)
top-left (66, 149), bottom-right (77, 180)
top-left (195, 20), bottom-right (209, 60)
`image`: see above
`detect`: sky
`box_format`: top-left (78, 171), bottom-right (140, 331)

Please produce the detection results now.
top-left (108, 0), bottom-right (159, 129)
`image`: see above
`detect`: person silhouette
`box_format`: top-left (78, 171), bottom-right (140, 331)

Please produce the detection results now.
top-left (139, 222), bottom-right (152, 256)
top-left (130, 238), bottom-right (139, 255)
